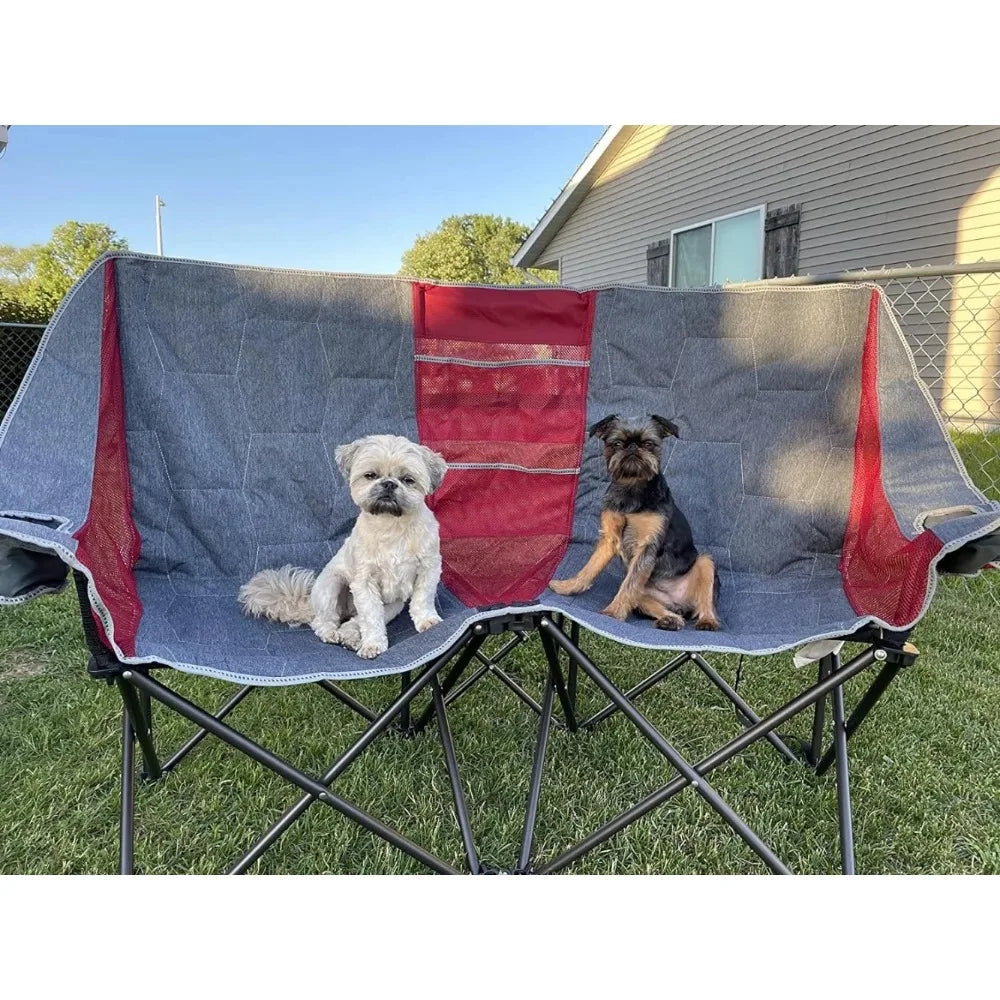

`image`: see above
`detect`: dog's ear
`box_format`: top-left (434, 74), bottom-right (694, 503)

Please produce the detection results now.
top-left (588, 414), bottom-right (620, 440)
top-left (650, 415), bottom-right (680, 440)
top-left (334, 439), bottom-right (364, 482)
top-left (419, 446), bottom-right (448, 493)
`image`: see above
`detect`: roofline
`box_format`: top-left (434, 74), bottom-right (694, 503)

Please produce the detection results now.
top-left (512, 125), bottom-right (638, 269)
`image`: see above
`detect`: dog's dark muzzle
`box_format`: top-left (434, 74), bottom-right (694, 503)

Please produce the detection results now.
top-left (617, 455), bottom-right (648, 475)
top-left (369, 495), bottom-right (403, 516)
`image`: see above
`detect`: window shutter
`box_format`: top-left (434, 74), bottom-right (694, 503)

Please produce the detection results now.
top-left (646, 239), bottom-right (671, 286)
top-left (764, 205), bottom-right (800, 278)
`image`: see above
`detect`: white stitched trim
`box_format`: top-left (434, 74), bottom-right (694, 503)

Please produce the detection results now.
top-left (415, 354), bottom-right (589, 369)
top-left (447, 463), bottom-right (580, 475)
top-left (918, 506), bottom-right (985, 530)
top-left (0, 581), bottom-right (67, 605)
top-left (0, 510), bottom-right (73, 532)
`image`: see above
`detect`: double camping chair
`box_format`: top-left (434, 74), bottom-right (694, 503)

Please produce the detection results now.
top-left (1, 253), bottom-right (998, 874)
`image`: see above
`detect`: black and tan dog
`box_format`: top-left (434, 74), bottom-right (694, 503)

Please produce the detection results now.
top-left (549, 414), bottom-right (720, 631)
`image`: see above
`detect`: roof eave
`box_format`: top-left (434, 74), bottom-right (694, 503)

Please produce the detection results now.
top-left (511, 125), bottom-right (637, 269)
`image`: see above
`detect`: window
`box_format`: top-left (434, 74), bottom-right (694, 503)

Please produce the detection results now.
top-left (670, 206), bottom-right (764, 288)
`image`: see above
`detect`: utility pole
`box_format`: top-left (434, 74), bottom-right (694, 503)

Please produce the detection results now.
top-left (154, 195), bottom-right (165, 255)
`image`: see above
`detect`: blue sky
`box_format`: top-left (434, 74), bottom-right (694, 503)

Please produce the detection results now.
top-left (0, 126), bottom-right (605, 273)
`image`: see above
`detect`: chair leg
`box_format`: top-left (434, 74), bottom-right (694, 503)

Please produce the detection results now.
top-left (398, 671), bottom-right (412, 733)
top-left (411, 635), bottom-right (487, 733)
top-left (539, 626), bottom-right (577, 732)
top-left (581, 653), bottom-right (690, 729)
top-left (690, 653), bottom-right (799, 765)
top-left (489, 661), bottom-right (555, 720)
top-left (443, 660), bottom-right (491, 707)
top-left (119, 703), bottom-right (135, 876)
top-left (125, 667), bottom-right (462, 874)
top-left (830, 654), bottom-right (856, 874)
top-left (536, 644), bottom-right (879, 875)
top-left (443, 633), bottom-right (540, 720)
top-left (161, 685), bottom-right (255, 773)
top-left (807, 655), bottom-right (834, 767)
top-left (567, 622), bottom-right (580, 712)
top-left (432, 678), bottom-right (481, 874)
top-left (556, 615), bottom-right (580, 715)
top-left (316, 680), bottom-right (376, 723)
top-left (116, 677), bottom-right (161, 782)
top-left (539, 618), bottom-right (791, 874)
top-left (816, 659), bottom-right (903, 775)
top-left (518, 664), bottom-right (556, 873)
top-left (228, 630), bottom-right (487, 873)
top-left (138, 689), bottom-right (154, 771)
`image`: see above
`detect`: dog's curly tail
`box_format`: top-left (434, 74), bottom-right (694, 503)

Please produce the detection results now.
top-left (238, 565), bottom-right (316, 625)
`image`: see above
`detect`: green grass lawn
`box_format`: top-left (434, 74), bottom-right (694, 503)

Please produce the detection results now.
top-left (1, 437), bottom-right (998, 874)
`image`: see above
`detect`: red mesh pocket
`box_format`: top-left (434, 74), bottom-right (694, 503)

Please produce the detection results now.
top-left (433, 469), bottom-right (578, 606)
top-left (839, 290), bottom-right (943, 626)
top-left (413, 283), bottom-right (594, 607)
top-left (417, 361), bottom-right (589, 445)
top-left (73, 259), bottom-right (143, 654)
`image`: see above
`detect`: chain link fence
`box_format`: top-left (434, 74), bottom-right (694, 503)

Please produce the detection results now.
top-left (770, 262), bottom-right (1000, 497)
top-left (0, 322), bottom-right (45, 417)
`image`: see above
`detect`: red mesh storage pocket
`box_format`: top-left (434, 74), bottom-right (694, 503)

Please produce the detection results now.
top-left (839, 290), bottom-right (943, 626)
top-left (73, 259), bottom-right (143, 654)
top-left (413, 283), bottom-right (595, 607)
top-left (417, 361), bottom-right (589, 445)
top-left (432, 468), bottom-right (578, 606)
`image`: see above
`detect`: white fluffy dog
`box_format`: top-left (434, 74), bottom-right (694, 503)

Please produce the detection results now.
top-left (239, 434), bottom-right (446, 659)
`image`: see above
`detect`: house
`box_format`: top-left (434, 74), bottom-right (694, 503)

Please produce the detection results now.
top-left (512, 126), bottom-right (1000, 286)
top-left (513, 126), bottom-right (1000, 428)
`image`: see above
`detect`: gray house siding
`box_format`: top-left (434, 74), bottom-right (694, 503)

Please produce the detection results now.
top-left (534, 126), bottom-right (1000, 287)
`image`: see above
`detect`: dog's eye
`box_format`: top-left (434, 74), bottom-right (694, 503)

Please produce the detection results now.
top-left (643, 441), bottom-right (657, 450)
top-left (611, 441), bottom-right (624, 449)
top-left (402, 476), bottom-right (415, 486)
top-left (363, 472), bottom-right (378, 480)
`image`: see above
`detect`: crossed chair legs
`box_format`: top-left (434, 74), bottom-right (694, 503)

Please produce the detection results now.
top-left (107, 608), bottom-right (914, 875)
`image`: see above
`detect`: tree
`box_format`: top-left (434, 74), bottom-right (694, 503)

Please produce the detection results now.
top-left (399, 214), bottom-right (557, 285)
top-left (0, 243), bottom-right (41, 287)
top-left (0, 289), bottom-right (49, 325)
top-left (0, 221), bottom-right (128, 322)
top-left (32, 222), bottom-right (128, 312)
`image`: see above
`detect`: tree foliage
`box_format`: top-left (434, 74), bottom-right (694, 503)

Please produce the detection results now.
top-left (0, 289), bottom-right (50, 325)
top-left (399, 214), bottom-right (556, 285)
top-left (0, 221), bottom-right (128, 322)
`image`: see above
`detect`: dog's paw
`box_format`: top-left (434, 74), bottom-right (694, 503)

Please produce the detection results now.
top-left (600, 602), bottom-right (629, 621)
top-left (695, 616), bottom-right (721, 631)
top-left (549, 578), bottom-right (584, 596)
top-left (312, 620), bottom-right (342, 644)
top-left (336, 618), bottom-right (362, 650)
top-left (414, 614), bottom-right (442, 633)
top-left (356, 638), bottom-right (388, 659)
top-left (655, 614), bottom-right (684, 631)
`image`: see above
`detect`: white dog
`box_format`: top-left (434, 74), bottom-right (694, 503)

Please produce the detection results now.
top-left (239, 434), bottom-right (446, 658)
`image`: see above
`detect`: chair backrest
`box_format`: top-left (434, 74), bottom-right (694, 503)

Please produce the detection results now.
top-left (577, 284), bottom-right (871, 586)
top-left (0, 253), bottom-right (987, 640)
top-left (116, 257), bottom-right (418, 597)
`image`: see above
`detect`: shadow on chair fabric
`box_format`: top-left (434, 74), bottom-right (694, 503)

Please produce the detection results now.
top-left (1, 251), bottom-right (997, 874)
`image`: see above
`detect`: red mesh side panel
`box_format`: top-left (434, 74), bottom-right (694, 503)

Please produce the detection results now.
top-left (839, 290), bottom-right (943, 626)
top-left (413, 283), bottom-right (595, 607)
top-left (73, 259), bottom-right (143, 654)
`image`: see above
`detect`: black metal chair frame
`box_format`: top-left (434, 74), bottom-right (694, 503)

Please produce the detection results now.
top-left (75, 570), bottom-right (917, 876)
